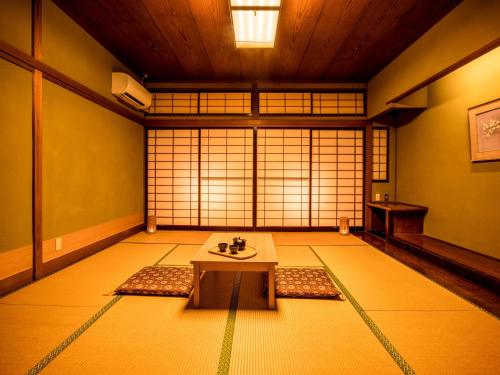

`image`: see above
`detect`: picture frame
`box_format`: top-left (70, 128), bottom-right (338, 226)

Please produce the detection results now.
top-left (468, 98), bottom-right (500, 162)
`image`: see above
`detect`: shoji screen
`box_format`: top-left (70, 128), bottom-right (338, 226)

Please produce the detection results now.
top-left (311, 129), bottom-right (364, 227)
top-left (257, 129), bottom-right (310, 227)
top-left (148, 129), bottom-right (199, 225)
top-left (200, 129), bottom-right (253, 227)
top-left (372, 127), bottom-right (388, 182)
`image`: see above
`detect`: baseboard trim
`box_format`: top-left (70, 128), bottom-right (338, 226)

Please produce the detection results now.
top-left (38, 224), bottom-right (144, 279)
top-left (0, 269), bottom-right (33, 297)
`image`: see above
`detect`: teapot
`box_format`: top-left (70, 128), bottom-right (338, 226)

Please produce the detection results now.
top-left (232, 237), bottom-right (246, 250)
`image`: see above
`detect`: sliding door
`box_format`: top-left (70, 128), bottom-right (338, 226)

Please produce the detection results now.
top-left (200, 129), bottom-right (253, 227)
top-left (147, 129), bottom-right (199, 225)
top-left (147, 128), bottom-right (364, 229)
top-left (256, 129), bottom-right (310, 227)
top-left (311, 129), bottom-right (364, 227)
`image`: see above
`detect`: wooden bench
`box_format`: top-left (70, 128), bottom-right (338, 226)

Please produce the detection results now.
top-left (392, 233), bottom-right (500, 293)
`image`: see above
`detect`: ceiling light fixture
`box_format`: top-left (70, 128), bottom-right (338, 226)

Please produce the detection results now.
top-left (230, 0), bottom-right (281, 48)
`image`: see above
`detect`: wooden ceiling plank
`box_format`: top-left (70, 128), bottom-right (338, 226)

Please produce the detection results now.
top-left (323, 0), bottom-right (421, 80)
top-left (296, 0), bottom-right (371, 81)
top-left (239, 49), bottom-right (274, 81)
top-left (271, 0), bottom-right (325, 80)
top-left (54, 0), bottom-right (186, 80)
top-left (54, 0), bottom-right (462, 83)
top-left (186, 0), bottom-right (242, 80)
top-left (142, 0), bottom-right (214, 80)
top-left (346, 0), bottom-right (462, 80)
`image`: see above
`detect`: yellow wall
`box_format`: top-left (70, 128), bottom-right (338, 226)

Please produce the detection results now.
top-left (42, 0), bottom-right (136, 103)
top-left (42, 81), bottom-right (144, 240)
top-left (0, 59), bottom-right (32, 253)
top-left (40, 0), bottom-right (144, 242)
top-left (368, 0), bottom-right (500, 118)
top-left (0, 0), bottom-right (31, 54)
top-left (396, 47), bottom-right (500, 259)
top-left (1, 0), bottom-right (144, 286)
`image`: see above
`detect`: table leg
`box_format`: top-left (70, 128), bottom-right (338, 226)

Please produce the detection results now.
top-left (385, 212), bottom-right (390, 240)
top-left (268, 265), bottom-right (276, 309)
top-left (193, 264), bottom-right (200, 308)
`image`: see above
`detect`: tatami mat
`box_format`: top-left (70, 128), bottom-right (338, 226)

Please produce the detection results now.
top-left (313, 245), bottom-right (476, 311)
top-left (230, 272), bottom-right (401, 375)
top-left (2, 231), bottom-right (498, 375)
top-left (272, 232), bottom-right (367, 246)
top-left (1, 243), bottom-right (175, 307)
top-left (368, 310), bottom-right (500, 374)
top-left (275, 245), bottom-right (323, 267)
top-left (122, 230), bottom-right (211, 244)
top-left (41, 272), bottom-right (236, 375)
top-left (0, 304), bottom-right (97, 375)
top-left (0, 242), bottom-right (175, 375)
top-left (157, 244), bottom-right (201, 266)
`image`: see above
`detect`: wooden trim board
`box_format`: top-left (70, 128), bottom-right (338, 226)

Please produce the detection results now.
top-left (386, 38), bottom-right (500, 105)
top-left (0, 40), bottom-right (143, 125)
top-left (0, 245), bottom-right (33, 280)
top-left (39, 225), bottom-right (143, 278)
top-left (42, 212), bottom-right (144, 262)
top-left (0, 269), bottom-right (33, 297)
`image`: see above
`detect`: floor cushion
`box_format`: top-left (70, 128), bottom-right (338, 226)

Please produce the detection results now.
top-left (265, 267), bottom-right (342, 299)
top-left (115, 266), bottom-right (193, 296)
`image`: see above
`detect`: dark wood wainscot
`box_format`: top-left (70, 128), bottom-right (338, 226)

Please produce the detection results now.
top-left (367, 202), bottom-right (428, 240)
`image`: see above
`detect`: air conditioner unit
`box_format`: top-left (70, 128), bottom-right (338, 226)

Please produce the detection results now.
top-left (112, 72), bottom-right (152, 110)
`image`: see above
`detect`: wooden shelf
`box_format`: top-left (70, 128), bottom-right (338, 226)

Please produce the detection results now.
top-left (367, 201), bottom-right (428, 239)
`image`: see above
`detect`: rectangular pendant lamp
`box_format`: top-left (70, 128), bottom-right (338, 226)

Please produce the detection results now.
top-left (230, 0), bottom-right (281, 48)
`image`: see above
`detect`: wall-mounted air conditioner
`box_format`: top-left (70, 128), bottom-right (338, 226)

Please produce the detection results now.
top-left (111, 72), bottom-right (151, 111)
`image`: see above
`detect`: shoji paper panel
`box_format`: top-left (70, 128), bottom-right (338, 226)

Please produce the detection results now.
top-left (257, 129), bottom-right (310, 227)
top-left (200, 129), bottom-right (253, 227)
top-left (373, 127), bottom-right (388, 181)
top-left (199, 92), bottom-right (251, 114)
top-left (312, 92), bottom-right (365, 115)
top-left (150, 93), bottom-right (198, 114)
top-left (311, 129), bottom-right (364, 227)
top-left (148, 129), bottom-right (199, 225)
top-left (259, 93), bottom-right (312, 114)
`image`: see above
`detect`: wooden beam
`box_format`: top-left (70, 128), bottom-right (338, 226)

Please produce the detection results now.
top-left (144, 117), bottom-right (369, 128)
top-left (32, 0), bottom-right (43, 280)
top-left (386, 37), bottom-right (500, 104)
top-left (0, 40), bottom-right (144, 125)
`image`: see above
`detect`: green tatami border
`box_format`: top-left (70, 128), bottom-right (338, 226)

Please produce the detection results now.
top-left (217, 272), bottom-right (242, 375)
top-left (308, 245), bottom-right (416, 375)
top-left (25, 243), bottom-right (182, 375)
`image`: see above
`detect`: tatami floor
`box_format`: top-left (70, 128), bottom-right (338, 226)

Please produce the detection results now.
top-left (1, 231), bottom-right (499, 375)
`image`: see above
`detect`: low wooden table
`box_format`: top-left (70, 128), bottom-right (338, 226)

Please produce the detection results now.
top-left (191, 233), bottom-right (278, 309)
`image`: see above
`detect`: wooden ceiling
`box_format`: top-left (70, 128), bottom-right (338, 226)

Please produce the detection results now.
top-left (54, 0), bottom-right (461, 83)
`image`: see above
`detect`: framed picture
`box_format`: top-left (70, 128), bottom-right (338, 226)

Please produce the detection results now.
top-left (468, 98), bottom-right (500, 162)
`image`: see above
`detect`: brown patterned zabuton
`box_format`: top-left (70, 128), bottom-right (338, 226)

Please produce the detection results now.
top-left (265, 267), bottom-right (342, 299)
top-left (115, 266), bottom-right (193, 296)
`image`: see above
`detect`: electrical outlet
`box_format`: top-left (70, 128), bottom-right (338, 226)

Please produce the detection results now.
top-left (55, 237), bottom-right (62, 251)
top-left (375, 193), bottom-right (381, 201)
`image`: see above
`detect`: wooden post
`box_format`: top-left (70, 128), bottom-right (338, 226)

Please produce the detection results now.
top-left (364, 123), bottom-right (373, 231)
top-left (32, 0), bottom-right (43, 279)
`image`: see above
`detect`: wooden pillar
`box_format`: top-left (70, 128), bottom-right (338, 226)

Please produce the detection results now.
top-left (364, 123), bottom-right (373, 231)
top-left (32, 0), bottom-right (43, 279)
top-left (251, 82), bottom-right (259, 118)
